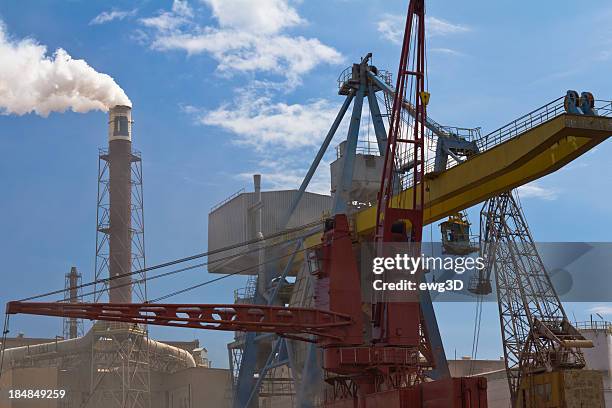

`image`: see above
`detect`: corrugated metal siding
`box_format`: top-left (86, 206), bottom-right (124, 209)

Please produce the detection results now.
top-left (258, 190), bottom-right (330, 233)
top-left (284, 191), bottom-right (331, 229)
top-left (207, 194), bottom-right (247, 262)
top-left (207, 190), bottom-right (331, 273)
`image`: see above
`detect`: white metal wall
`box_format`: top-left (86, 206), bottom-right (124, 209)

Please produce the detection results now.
top-left (207, 190), bottom-right (330, 274)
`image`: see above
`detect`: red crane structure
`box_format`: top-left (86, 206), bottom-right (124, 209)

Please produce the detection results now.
top-left (5, 0), bottom-right (488, 406)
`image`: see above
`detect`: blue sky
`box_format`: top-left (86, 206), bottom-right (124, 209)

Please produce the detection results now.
top-left (1, 0), bottom-right (611, 368)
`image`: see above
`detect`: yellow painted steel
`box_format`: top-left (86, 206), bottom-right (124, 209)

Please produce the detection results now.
top-left (251, 114), bottom-right (612, 273)
top-left (516, 370), bottom-right (604, 408)
top-left (354, 114), bottom-right (612, 236)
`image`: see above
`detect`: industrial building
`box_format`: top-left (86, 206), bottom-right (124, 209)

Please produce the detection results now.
top-left (0, 106), bottom-right (232, 408)
top-left (0, 333), bottom-right (229, 408)
top-left (2, 0), bottom-right (612, 407)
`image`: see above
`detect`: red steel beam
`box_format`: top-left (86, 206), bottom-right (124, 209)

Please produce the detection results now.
top-left (6, 302), bottom-right (353, 341)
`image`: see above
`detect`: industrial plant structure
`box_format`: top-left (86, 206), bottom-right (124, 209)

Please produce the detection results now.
top-left (0, 106), bottom-right (231, 408)
top-left (3, 0), bottom-right (612, 407)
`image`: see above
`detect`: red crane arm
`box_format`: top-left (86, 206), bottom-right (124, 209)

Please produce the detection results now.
top-left (5, 301), bottom-right (353, 341)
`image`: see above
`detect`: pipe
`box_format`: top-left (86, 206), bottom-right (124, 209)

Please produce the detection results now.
top-left (560, 339), bottom-right (594, 348)
top-left (253, 174), bottom-right (262, 240)
top-left (108, 105), bottom-right (133, 303)
top-left (0, 331), bottom-right (94, 366)
top-left (253, 174), bottom-right (268, 300)
top-left (0, 330), bottom-right (196, 370)
top-left (144, 336), bottom-right (197, 368)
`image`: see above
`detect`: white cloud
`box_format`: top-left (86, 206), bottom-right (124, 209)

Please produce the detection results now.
top-left (377, 14), bottom-right (470, 45)
top-left (152, 30), bottom-right (341, 83)
top-left (202, 0), bottom-right (304, 34)
top-left (90, 9), bottom-right (137, 25)
top-left (517, 182), bottom-right (559, 200)
top-left (588, 305), bottom-right (612, 316)
top-left (140, 0), bottom-right (342, 84)
top-left (377, 14), bottom-right (404, 44)
top-left (140, 0), bottom-right (193, 31)
top-left (172, 0), bottom-right (194, 18)
top-left (186, 92), bottom-right (338, 150)
top-left (427, 17), bottom-right (470, 36)
top-left (237, 157), bottom-right (332, 195)
top-left (430, 47), bottom-right (465, 57)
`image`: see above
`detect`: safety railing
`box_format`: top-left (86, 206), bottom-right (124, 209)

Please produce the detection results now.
top-left (337, 66), bottom-right (353, 91)
top-left (476, 96), bottom-right (565, 151)
top-left (573, 320), bottom-right (612, 332)
top-left (399, 96), bottom-right (612, 190)
top-left (210, 188), bottom-right (245, 212)
top-left (439, 126), bottom-right (482, 141)
top-left (597, 100), bottom-right (612, 117)
top-left (336, 140), bottom-right (381, 158)
top-left (356, 140), bottom-right (380, 156)
top-left (375, 69), bottom-right (394, 88)
top-left (476, 97), bottom-right (612, 151)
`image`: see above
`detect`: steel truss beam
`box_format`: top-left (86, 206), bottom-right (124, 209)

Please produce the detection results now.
top-left (92, 148), bottom-right (150, 408)
top-left (6, 302), bottom-right (353, 341)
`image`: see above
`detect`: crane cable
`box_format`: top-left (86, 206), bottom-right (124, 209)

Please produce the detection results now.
top-left (469, 293), bottom-right (484, 375)
top-left (0, 225), bottom-right (316, 381)
top-left (0, 313), bottom-right (9, 382)
top-left (54, 235), bottom-right (310, 304)
top-left (470, 210), bottom-right (485, 375)
top-left (16, 219), bottom-right (323, 303)
top-left (148, 244), bottom-right (310, 303)
top-left (58, 231), bottom-right (311, 304)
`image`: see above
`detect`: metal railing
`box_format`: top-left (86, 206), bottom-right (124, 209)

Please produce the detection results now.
top-left (597, 100), bottom-right (612, 117)
top-left (356, 140), bottom-right (380, 156)
top-left (573, 320), bottom-right (612, 332)
top-left (439, 126), bottom-right (481, 142)
top-left (476, 96), bottom-right (565, 151)
top-left (398, 96), bottom-right (612, 190)
top-left (375, 69), bottom-right (393, 88)
top-left (210, 188), bottom-right (245, 212)
top-left (476, 98), bottom-right (612, 151)
top-left (336, 140), bottom-right (381, 158)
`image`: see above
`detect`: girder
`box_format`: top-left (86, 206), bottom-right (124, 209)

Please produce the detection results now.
top-left (6, 302), bottom-right (354, 341)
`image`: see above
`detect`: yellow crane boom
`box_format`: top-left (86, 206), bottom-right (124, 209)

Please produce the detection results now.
top-left (354, 113), bottom-right (612, 235)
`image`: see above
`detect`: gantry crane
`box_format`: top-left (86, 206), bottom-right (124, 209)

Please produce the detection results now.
top-left (4, 1), bottom-right (488, 406)
top-left (470, 191), bottom-right (604, 407)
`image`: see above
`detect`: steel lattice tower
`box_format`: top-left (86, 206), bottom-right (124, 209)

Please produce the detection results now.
top-left (90, 106), bottom-right (151, 408)
top-left (480, 191), bottom-right (587, 405)
top-left (63, 267), bottom-right (85, 340)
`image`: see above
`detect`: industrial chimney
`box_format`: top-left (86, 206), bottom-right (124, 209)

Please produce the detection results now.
top-left (107, 105), bottom-right (133, 303)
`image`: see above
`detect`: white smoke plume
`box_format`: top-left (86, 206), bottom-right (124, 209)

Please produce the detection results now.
top-left (0, 21), bottom-right (131, 117)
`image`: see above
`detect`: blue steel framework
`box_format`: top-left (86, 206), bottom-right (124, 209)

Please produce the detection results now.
top-left (230, 53), bottom-right (480, 407)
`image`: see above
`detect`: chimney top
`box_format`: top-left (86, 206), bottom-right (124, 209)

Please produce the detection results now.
top-left (108, 105), bottom-right (133, 142)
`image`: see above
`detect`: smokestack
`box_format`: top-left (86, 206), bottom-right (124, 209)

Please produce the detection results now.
top-left (108, 105), bottom-right (133, 303)
top-left (68, 266), bottom-right (79, 339)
